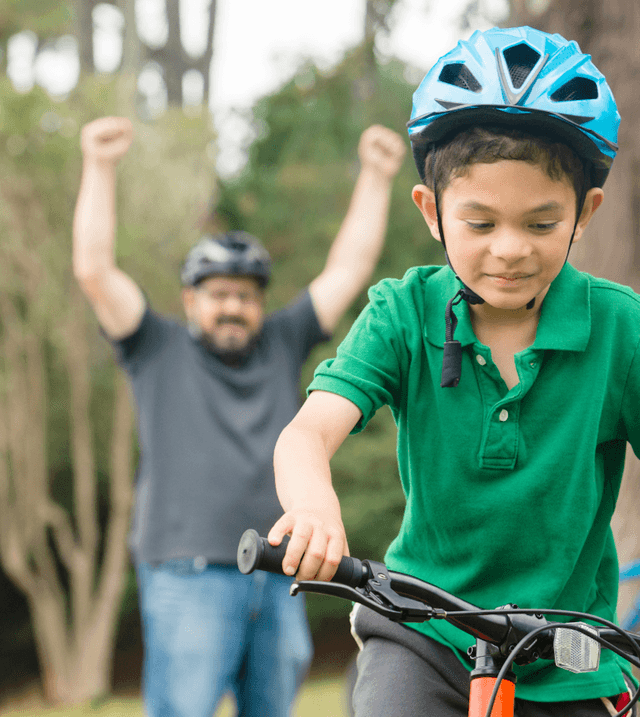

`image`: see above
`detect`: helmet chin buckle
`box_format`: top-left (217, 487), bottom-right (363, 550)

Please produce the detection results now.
top-left (442, 285), bottom-right (536, 388)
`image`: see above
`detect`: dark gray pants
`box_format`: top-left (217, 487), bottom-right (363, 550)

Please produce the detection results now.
top-left (350, 605), bottom-right (635, 717)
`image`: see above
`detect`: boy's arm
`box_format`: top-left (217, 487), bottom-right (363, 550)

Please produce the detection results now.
top-left (268, 390), bottom-right (363, 582)
top-left (73, 116), bottom-right (146, 339)
top-left (308, 125), bottom-right (405, 335)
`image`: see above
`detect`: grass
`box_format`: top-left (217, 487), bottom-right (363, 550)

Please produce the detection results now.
top-left (0, 674), bottom-right (351, 716)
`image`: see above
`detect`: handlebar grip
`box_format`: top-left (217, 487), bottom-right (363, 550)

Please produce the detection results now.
top-left (237, 529), bottom-right (369, 588)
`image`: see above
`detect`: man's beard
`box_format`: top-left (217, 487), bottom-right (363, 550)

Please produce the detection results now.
top-left (190, 317), bottom-right (261, 366)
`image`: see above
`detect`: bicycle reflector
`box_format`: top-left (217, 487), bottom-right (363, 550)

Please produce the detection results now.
top-left (553, 623), bottom-right (601, 673)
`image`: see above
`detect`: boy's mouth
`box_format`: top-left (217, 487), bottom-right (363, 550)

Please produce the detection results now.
top-left (488, 273), bottom-right (532, 285)
top-left (490, 273), bottom-right (530, 279)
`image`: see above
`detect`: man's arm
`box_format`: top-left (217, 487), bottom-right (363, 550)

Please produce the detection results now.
top-left (308, 125), bottom-right (406, 334)
top-left (73, 116), bottom-right (145, 339)
top-left (268, 390), bottom-right (363, 582)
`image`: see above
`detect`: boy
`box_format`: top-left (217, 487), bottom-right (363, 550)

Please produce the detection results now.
top-left (267, 27), bottom-right (639, 716)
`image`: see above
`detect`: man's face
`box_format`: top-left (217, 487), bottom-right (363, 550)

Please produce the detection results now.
top-left (182, 275), bottom-right (265, 360)
top-left (414, 160), bottom-right (603, 316)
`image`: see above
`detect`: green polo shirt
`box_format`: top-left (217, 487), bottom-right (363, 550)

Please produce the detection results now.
top-left (309, 263), bottom-right (640, 702)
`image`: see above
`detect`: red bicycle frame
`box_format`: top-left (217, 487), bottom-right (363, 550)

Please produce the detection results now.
top-left (469, 675), bottom-right (515, 717)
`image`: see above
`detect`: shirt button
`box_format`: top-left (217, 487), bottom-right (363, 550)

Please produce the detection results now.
top-left (529, 361), bottom-right (537, 368)
top-left (499, 409), bottom-right (509, 422)
top-left (476, 355), bottom-right (487, 366)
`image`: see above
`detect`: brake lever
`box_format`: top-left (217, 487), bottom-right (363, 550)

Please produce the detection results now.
top-left (292, 560), bottom-right (440, 623)
top-left (291, 580), bottom-right (409, 620)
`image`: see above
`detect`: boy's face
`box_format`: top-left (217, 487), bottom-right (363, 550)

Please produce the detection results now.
top-left (412, 160), bottom-right (603, 316)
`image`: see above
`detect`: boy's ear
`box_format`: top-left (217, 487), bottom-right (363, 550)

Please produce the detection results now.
top-left (573, 187), bottom-right (605, 244)
top-left (412, 184), bottom-right (441, 242)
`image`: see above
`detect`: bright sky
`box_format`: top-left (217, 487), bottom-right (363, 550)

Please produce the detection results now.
top-left (7, 0), bottom-right (508, 174)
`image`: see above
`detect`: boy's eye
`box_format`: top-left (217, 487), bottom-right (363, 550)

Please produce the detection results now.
top-left (531, 222), bottom-right (559, 231)
top-left (466, 222), bottom-right (493, 230)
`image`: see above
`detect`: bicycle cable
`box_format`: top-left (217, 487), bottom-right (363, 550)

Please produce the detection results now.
top-left (448, 609), bottom-right (640, 717)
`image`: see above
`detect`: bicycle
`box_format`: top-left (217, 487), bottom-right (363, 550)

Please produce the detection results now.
top-left (237, 529), bottom-right (640, 717)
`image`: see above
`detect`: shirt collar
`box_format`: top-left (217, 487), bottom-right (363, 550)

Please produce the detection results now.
top-left (423, 263), bottom-right (591, 352)
top-left (532, 263), bottom-right (591, 351)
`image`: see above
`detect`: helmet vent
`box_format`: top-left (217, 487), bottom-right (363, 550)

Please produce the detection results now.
top-left (438, 63), bottom-right (481, 93)
top-left (503, 43), bottom-right (541, 88)
top-left (551, 77), bottom-right (598, 102)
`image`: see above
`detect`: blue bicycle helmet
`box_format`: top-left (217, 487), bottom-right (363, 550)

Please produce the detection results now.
top-left (407, 27), bottom-right (620, 387)
top-left (181, 231), bottom-right (272, 288)
top-left (408, 26), bottom-right (619, 188)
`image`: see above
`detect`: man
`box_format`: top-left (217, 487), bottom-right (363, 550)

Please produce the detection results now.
top-left (72, 115), bottom-right (405, 717)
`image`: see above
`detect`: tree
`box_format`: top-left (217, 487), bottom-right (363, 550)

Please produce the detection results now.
top-left (0, 84), bottom-right (134, 704)
top-left (0, 80), bottom-right (214, 703)
top-left (504, 0), bottom-right (640, 617)
top-left (141, 0), bottom-right (217, 108)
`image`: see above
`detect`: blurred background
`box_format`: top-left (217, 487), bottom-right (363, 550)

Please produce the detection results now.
top-left (0, 0), bottom-right (639, 715)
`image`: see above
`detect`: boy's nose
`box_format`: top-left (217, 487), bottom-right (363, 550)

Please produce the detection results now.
top-left (489, 230), bottom-right (533, 262)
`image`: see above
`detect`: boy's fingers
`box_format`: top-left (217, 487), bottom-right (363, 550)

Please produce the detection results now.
top-left (267, 515), bottom-right (293, 545)
top-left (268, 513), bottom-right (346, 579)
top-left (284, 525), bottom-right (315, 576)
top-left (316, 535), bottom-right (346, 582)
top-left (296, 529), bottom-right (329, 581)
top-left (270, 514), bottom-right (317, 575)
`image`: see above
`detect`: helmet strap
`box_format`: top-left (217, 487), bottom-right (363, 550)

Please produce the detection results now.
top-left (564, 175), bottom-right (589, 264)
top-left (433, 149), bottom-right (485, 387)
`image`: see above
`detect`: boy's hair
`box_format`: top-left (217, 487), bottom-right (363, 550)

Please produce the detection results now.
top-left (423, 125), bottom-right (588, 206)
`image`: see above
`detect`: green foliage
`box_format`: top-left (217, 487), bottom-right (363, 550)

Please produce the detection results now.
top-left (0, 0), bottom-right (73, 41)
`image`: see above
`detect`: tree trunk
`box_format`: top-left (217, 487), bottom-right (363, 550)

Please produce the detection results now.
top-left (199, 0), bottom-right (217, 106)
top-left (163, 0), bottom-right (183, 106)
top-left (116, 0), bottom-right (141, 75)
top-left (73, 0), bottom-right (96, 74)
top-left (0, 174), bottom-right (134, 704)
top-left (506, 0), bottom-right (640, 617)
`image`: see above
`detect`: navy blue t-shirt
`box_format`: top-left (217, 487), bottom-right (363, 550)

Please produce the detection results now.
top-left (112, 290), bottom-right (328, 564)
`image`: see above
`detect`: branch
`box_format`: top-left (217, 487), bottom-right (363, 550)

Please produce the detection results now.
top-left (95, 371), bottom-right (134, 620)
top-left (62, 299), bottom-right (99, 639)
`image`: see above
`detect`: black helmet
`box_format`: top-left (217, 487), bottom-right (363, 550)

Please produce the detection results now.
top-left (181, 232), bottom-right (272, 288)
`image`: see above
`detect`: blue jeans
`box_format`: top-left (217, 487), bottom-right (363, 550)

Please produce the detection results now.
top-left (136, 561), bottom-right (313, 717)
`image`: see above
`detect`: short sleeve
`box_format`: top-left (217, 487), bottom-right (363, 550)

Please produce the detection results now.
top-left (621, 337), bottom-right (640, 457)
top-left (308, 286), bottom-right (403, 432)
top-left (109, 306), bottom-right (173, 375)
top-left (268, 290), bottom-right (330, 365)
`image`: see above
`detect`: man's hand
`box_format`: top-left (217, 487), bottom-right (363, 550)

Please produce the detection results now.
top-left (358, 124), bottom-right (406, 180)
top-left (80, 116), bottom-right (134, 164)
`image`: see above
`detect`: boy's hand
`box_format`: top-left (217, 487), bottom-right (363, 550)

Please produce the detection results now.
top-left (81, 116), bottom-right (134, 164)
top-left (358, 124), bottom-right (406, 180)
top-left (268, 509), bottom-right (348, 582)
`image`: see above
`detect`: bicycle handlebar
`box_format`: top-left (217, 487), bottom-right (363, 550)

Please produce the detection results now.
top-left (237, 529), bottom-right (549, 653)
top-left (237, 530), bottom-right (640, 667)
top-left (237, 528), bottom-right (370, 588)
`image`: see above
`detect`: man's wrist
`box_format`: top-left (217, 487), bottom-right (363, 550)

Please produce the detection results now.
top-left (358, 164), bottom-right (396, 188)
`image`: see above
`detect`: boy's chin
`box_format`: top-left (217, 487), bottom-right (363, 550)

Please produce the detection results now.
top-left (482, 294), bottom-right (539, 313)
